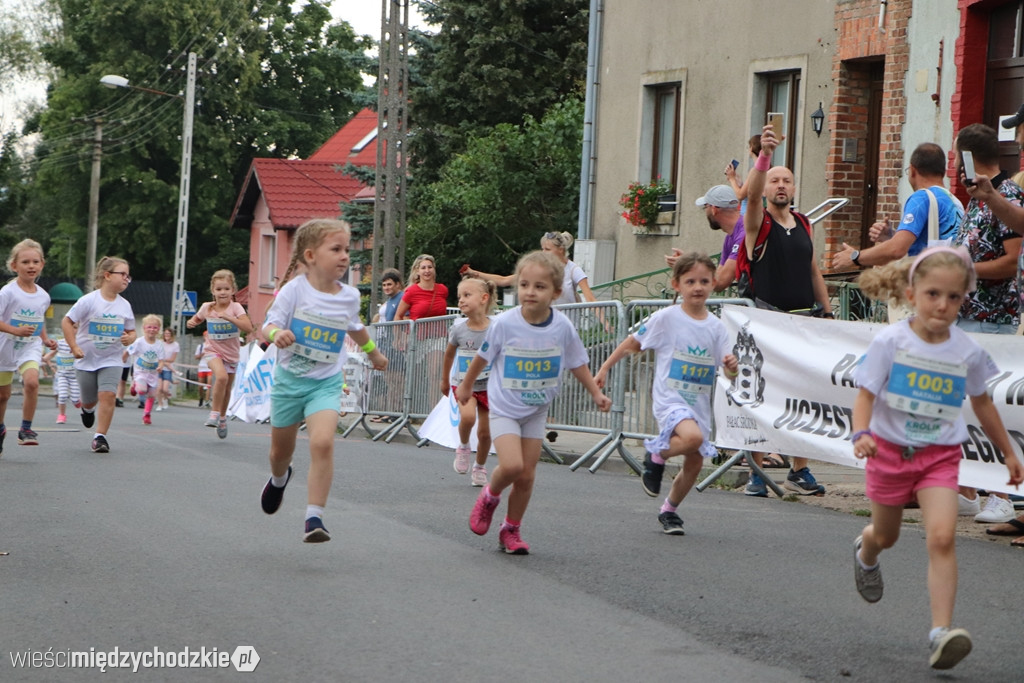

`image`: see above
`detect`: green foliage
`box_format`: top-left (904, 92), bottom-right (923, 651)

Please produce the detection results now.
top-left (409, 0), bottom-right (589, 186)
top-left (407, 96), bottom-right (584, 288)
top-left (4, 0), bottom-right (372, 292)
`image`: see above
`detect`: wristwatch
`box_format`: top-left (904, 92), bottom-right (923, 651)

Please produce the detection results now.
top-left (850, 250), bottom-right (862, 267)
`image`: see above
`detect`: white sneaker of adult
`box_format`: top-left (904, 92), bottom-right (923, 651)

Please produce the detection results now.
top-left (957, 493), bottom-right (981, 516)
top-left (974, 495), bottom-right (1015, 523)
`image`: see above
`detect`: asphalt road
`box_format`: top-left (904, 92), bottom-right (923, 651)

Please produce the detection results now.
top-left (1, 397), bottom-right (1020, 682)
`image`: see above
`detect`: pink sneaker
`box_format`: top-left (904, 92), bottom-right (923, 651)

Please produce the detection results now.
top-left (499, 525), bottom-right (530, 555)
top-left (56, 414), bottom-right (67, 424)
top-left (143, 413), bottom-right (152, 425)
top-left (453, 446), bottom-right (472, 474)
top-left (471, 465), bottom-right (488, 487)
top-left (469, 489), bottom-right (500, 535)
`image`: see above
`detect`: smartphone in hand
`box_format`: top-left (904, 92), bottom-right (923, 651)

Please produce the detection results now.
top-left (768, 112), bottom-right (784, 138)
top-left (731, 159), bottom-right (740, 170)
top-left (961, 150), bottom-right (976, 187)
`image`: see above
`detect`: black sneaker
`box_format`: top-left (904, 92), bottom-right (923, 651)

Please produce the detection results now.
top-left (261, 466), bottom-right (292, 514)
top-left (0, 425), bottom-right (6, 457)
top-left (303, 516), bottom-right (331, 543)
top-left (18, 428), bottom-right (39, 446)
top-left (658, 511), bottom-right (685, 535)
top-left (783, 467), bottom-right (826, 496)
top-left (81, 410), bottom-right (95, 429)
top-left (91, 435), bottom-right (109, 453)
top-left (641, 453), bottom-right (665, 497)
top-left (115, 398), bottom-right (124, 408)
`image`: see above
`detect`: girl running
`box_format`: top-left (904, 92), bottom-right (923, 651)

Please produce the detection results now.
top-left (186, 269), bottom-right (253, 439)
top-left (259, 219), bottom-right (387, 543)
top-left (442, 277), bottom-right (497, 486)
top-left (0, 239), bottom-right (58, 451)
top-left (42, 338), bottom-right (81, 424)
top-left (852, 246), bottom-right (1023, 670)
top-left (158, 327), bottom-right (179, 410)
top-left (62, 256), bottom-right (136, 453)
top-left (124, 315), bottom-right (164, 425)
top-left (595, 252), bottom-right (738, 535)
top-left (458, 251), bottom-right (610, 554)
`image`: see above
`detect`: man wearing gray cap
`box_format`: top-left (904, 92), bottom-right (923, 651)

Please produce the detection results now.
top-left (664, 184), bottom-right (743, 292)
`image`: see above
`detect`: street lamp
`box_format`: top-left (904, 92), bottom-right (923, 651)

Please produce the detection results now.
top-left (101, 52), bottom-right (196, 331)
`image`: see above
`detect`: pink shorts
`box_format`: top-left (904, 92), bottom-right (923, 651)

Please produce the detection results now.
top-left (865, 435), bottom-right (961, 507)
top-left (452, 386), bottom-right (489, 411)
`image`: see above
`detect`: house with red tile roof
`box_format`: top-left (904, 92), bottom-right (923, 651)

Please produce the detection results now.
top-left (230, 108), bottom-right (378, 327)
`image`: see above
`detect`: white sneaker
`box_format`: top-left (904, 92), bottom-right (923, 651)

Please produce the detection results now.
top-left (453, 446), bottom-right (472, 474)
top-left (957, 493), bottom-right (981, 516)
top-left (974, 495), bottom-right (1015, 523)
top-left (155, 405), bottom-right (163, 412)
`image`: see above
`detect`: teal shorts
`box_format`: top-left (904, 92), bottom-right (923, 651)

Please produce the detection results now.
top-left (270, 367), bottom-right (344, 428)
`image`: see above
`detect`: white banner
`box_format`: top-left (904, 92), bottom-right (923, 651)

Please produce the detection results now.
top-left (712, 305), bottom-right (1024, 495)
top-left (228, 343), bottom-right (276, 423)
top-left (417, 392), bottom-right (495, 453)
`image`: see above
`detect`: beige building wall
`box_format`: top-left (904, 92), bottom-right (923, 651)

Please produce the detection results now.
top-left (588, 1), bottom-right (837, 282)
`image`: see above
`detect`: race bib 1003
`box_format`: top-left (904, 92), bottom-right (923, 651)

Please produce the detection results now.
top-left (288, 309), bottom-right (348, 364)
top-left (502, 346), bottom-right (561, 391)
top-left (885, 349), bottom-right (967, 419)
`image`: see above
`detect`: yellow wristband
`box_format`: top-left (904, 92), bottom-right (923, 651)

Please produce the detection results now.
top-left (361, 339), bottom-right (376, 353)
top-left (268, 328), bottom-right (278, 342)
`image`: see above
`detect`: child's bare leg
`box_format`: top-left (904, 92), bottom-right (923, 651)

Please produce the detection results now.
top-left (21, 367), bottom-right (39, 421)
top-left (207, 358), bottom-right (229, 414)
top-left (917, 486), bottom-right (959, 628)
top-left (488, 434), bottom-right (525, 495)
top-left (95, 391), bottom-right (116, 433)
top-left (505, 437), bottom-right (542, 522)
top-left (475, 407), bottom-right (491, 467)
top-left (662, 420), bottom-right (705, 505)
top-left (0, 382), bottom-right (11, 426)
top-left (269, 423), bottom-right (300, 477)
top-left (305, 410), bottom-right (340, 507)
top-left (859, 501), bottom-right (904, 565)
top-left (457, 397), bottom-right (476, 445)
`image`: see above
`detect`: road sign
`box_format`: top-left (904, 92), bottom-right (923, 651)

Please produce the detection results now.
top-left (177, 290), bottom-right (197, 315)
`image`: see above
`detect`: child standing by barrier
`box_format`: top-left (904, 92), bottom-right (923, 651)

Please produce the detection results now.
top-left (595, 252), bottom-right (738, 535)
top-left (124, 315), bottom-right (164, 425)
top-left (43, 338), bottom-right (81, 424)
top-left (62, 256), bottom-right (136, 453)
top-left (158, 327), bottom-right (179, 410)
top-left (442, 277), bottom-right (496, 486)
top-left (458, 251), bottom-right (610, 554)
top-left (852, 246), bottom-right (1023, 670)
top-left (186, 270), bottom-right (252, 439)
top-left (260, 219), bottom-right (387, 543)
top-left (0, 239), bottom-right (58, 451)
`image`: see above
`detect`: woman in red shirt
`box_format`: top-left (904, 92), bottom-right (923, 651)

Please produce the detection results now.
top-left (395, 254), bottom-right (449, 320)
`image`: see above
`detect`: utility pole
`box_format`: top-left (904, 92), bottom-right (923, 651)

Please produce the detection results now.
top-left (371, 0), bottom-right (410, 312)
top-left (86, 118), bottom-right (103, 290)
top-left (170, 52), bottom-right (196, 333)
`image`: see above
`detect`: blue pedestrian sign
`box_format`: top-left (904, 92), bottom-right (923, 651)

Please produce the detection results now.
top-left (177, 290), bottom-right (198, 316)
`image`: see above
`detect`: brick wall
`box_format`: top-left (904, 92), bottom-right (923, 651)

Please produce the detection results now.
top-left (824, 0), bottom-right (912, 270)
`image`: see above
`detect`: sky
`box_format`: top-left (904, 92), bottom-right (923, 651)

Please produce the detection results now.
top-left (0, 2), bottom-right (426, 136)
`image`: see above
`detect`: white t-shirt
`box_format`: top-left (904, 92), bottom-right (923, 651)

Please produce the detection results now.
top-left (264, 274), bottom-right (365, 380)
top-left (554, 260), bottom-right (588, 306)
top-left (854, 320), bottom-right (997, 446)
top-left (65, 290), bottom-right (136, 371)
top-left (633, 305), bottom-right (731, 434)
top-left (0, 279), bottom-right (51, 370)
top-left (447, 317), bottom-right (492, 391)
top-left (127, 338), bottom-right (164, 378)
top-left (477, 307), bottom-right (588, 419)
top-left (195, 342), bottom-right (209, 372)
top-left (161, 340), bottom-right (180, 370)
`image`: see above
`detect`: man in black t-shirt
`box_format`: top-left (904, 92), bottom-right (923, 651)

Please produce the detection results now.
top-left (739, 123), bottom-right (832, 497)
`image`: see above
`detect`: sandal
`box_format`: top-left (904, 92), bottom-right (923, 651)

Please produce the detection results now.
top-left (1011, 536), bottom-right (1024, 548)
top-left (986, 518), bottom-right (1024, 536)
top-left (762, 453), bottom-right (790, 468)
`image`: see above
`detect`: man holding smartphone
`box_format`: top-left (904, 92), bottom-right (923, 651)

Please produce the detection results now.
top-left (831, 143), bottom-right (963, 271)
top-left (738, 122), bottom-right (832, 497)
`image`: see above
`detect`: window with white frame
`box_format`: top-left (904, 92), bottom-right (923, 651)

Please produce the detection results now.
top-left (761, 70), bottom-right (801, 170)
top-left (260, 233), bottom-right (276, 288)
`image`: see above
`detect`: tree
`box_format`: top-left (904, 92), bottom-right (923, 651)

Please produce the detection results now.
top-left (6, 0), bottom-right (373, 293)
top-left (407, 97), bottom-right (584, 288)
top-left (409, 0), bottom-right (589, 186)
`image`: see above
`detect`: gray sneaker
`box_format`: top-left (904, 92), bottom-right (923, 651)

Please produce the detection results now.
top-left (853, 535), bottom-right (883, 603)
top-left (657, 511), bottom-right (685, 535)
top-left (929, 627), bottom-right (972, 670)
top-left (216, 419), bottom-right (227, 439)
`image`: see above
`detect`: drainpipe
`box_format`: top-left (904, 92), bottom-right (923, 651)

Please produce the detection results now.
top-left (878, 0), bottom-right (887, 31)
top-left (577, 0), bottom-right (603, 240)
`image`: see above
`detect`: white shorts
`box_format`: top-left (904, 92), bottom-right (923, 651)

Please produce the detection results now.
top-left (489, 410), bottom-right (548, 441)
top-left (644, 405), bottom-right (718, 459)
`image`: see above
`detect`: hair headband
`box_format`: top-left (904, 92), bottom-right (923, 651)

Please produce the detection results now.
top-left (908, 245), bottom-right (977, 293)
